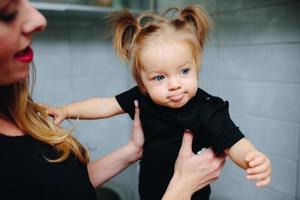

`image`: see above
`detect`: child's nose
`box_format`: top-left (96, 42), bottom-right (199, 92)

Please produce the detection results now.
top-left (168, 78), bottom-right (181, 90)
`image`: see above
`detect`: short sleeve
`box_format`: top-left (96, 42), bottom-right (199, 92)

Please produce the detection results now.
top-left (199, 97), bottom-right (244, 154)
top-left (115, 86), bottom-right (140, 119)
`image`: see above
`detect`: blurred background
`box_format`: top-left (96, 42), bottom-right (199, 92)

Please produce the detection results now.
top-left (30, 0), bottom-right (300, 199)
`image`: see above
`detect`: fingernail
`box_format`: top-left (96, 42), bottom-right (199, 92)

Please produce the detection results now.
top-left (134, 100), bottom-right (138, 107)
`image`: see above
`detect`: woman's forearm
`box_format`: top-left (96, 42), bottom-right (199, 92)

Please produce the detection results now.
top-left (87, 142), bottom-right (142, 188)
top-left (162, 175), bottom-right (193, 200)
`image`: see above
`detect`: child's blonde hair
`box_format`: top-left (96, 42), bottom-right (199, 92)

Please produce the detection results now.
top-left (109, 4), bottom-right (212, 90)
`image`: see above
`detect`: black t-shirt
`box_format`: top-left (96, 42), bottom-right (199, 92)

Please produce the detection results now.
top-left (116, 86), bottom-right (245, 200)
top-left (0, 134), bottom-right (97, 200)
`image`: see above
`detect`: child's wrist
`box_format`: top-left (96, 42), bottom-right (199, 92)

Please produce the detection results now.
top-left (62, 106), bottom-right (71, 118)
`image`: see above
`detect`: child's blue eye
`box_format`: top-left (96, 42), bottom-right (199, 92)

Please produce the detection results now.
top-left (181, 68), bottom-right (190, 75)
top-left (154, 75), bottom-right (165, 81)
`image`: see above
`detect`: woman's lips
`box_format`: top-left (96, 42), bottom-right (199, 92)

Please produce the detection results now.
top-left (14, 46), bottom-right (33, 63)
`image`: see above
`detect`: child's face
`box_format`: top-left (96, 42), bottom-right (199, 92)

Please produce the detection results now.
top-left (139, 40), bottom-right (198, 108)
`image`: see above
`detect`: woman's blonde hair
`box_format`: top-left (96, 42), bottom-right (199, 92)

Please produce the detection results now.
top-left (109, 4), bottom-right (212, 91)
top-left (0, 66), bottom-right (89, 164)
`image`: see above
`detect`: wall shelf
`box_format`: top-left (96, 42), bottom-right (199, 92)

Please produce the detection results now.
top-left (32, 2), bottom-right (151, 19)
top-left (32, 2), bottom-right (119, 19)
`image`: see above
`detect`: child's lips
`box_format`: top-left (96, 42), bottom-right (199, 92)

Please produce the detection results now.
top-left (169, 93), bottom-right (184, 101)
top-left (14, 46), bottom-right (33, 63)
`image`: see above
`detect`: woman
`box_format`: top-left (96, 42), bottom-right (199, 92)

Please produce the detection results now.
top-left (0, 0), bottom-right (225, 199)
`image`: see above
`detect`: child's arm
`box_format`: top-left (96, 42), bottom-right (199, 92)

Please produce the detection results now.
top-left (224, 138), bottom-right (272, 187)
top-left (43, 97), bottom-right (124, 125)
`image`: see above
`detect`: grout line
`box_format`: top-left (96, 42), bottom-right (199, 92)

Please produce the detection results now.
top-left (207, 41), bottom-right (300, 48)
top-left (230, 112), bottom-right (300, 125)
top-left (201, 76), bottom-right (300, 85)
top-left (211, 0), bottom-right (298, 15)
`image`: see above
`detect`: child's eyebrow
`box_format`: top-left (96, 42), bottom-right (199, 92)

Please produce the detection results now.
top-left (175, 61), bottom-right (192, 69)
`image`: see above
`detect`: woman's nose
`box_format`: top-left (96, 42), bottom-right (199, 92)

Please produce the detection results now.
top-left (22, 1), bottom-right (47, 35)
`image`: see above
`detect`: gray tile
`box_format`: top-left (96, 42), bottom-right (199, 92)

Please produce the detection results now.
top-left (222, 153), bottom-right (298, 196)
top-left (215, 2), bottom-right (300, 45)
top-left (218, 80), bottom-right (300, 123)
top-left (33, 52), bottom-right (72, 79)
top-left (269, 155), bottom-right (298, 196)
top-left (231, 114), bottom-right (299, 160)
top-left (211, 172), bottom-right (295, 200)
top-left (33, 77), bottom-right (74, 105)
top-left (71, 75), bottom-right (130, 101)
top-left (298, 122), bottom-right (300, 199)
top-left (74, 115), bottom-right (130, 158)
top-left (70, 47), bottom-right (127, 78)
top-left (34, 27), bottom-right (71, 54)
top-left (157, 0), bottom-right (217, 15)
top-left (218, 44), bottom-right (300, 83)
top-left (217, 0), bottom-right (293, 13)
top-left (200, 47), bottom-right (219, 79)
top-left (199, 77), bottom-right (222, 96)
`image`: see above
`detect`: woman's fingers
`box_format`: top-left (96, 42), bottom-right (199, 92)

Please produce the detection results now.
top-left (178, 131), bottom-right (193, 156)
top-left (133, 100), bottom-right (141, 128)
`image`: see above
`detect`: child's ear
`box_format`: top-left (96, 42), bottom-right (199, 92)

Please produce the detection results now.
top-left (139, 84), bottom-right (148, 94)
top-left (142, 87), bottom-right (148, 94)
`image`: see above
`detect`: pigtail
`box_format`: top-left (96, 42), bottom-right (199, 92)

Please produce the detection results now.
top-left (108, 10), bottom-right (140, 62)
top-left (174, 5), bottom-right (212, 49)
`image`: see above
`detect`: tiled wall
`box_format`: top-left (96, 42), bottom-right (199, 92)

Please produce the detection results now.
top-left (180, 0), bottom-right (299, 199)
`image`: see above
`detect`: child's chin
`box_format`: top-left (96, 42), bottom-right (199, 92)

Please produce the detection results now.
top-left (167, 101), bottom-right (187, 109)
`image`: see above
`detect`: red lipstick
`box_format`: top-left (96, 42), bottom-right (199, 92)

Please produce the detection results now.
top-left (14, 46), bottom-right (34, 63)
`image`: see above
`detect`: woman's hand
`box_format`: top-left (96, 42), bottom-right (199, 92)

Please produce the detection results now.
top-left (163, 131), bottom-right (226, 200)
top-left (128, 100), bottom-right (144, 160)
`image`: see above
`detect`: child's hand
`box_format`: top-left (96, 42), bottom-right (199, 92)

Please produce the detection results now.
top-left (38, 103), bottom-right (68, 125)
top-left (245, 150), bottom-right (272, 187)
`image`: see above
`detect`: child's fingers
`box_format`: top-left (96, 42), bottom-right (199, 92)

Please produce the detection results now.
top-left (244, 151), bottom-right (257, 162)
top-left (256, 177), bottom-right (271, 187)
top-left (247, 169), bottom-right (271, 181)
top-left (249, 156), bottom-right (266, 168)
top-left (247, 158), bottom-right (269, 174)
top-left (46, 110), bottom-right (61, 120)
top-left (54, 115), bottom-right (65, 125)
